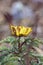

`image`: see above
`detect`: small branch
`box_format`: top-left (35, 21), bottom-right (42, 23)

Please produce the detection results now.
top-left (20, 41), bottom-right (26, 48)
top-left (0, 50), bottom-right (19, 57)
top-left (24, 14), bottom-right (39, 65)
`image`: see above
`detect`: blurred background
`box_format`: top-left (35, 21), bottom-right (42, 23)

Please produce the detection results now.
top-left (0, 0), bottom-right (43, 40)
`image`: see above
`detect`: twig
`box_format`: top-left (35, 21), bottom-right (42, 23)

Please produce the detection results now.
top-left (0, 50), bottom-right (19, 57)
top-left (24, 14), bottom-right (39, 65)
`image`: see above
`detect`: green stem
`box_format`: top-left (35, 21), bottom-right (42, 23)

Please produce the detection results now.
top-left (18, 37), bottom-right (22, 53)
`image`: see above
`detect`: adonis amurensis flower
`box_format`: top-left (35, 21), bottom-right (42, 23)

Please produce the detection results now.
top-left (10, 25), bottom-right (32, 36)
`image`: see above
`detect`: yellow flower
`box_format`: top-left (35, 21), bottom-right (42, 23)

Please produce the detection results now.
top-left (10, 25), bottom-right (32, 36)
